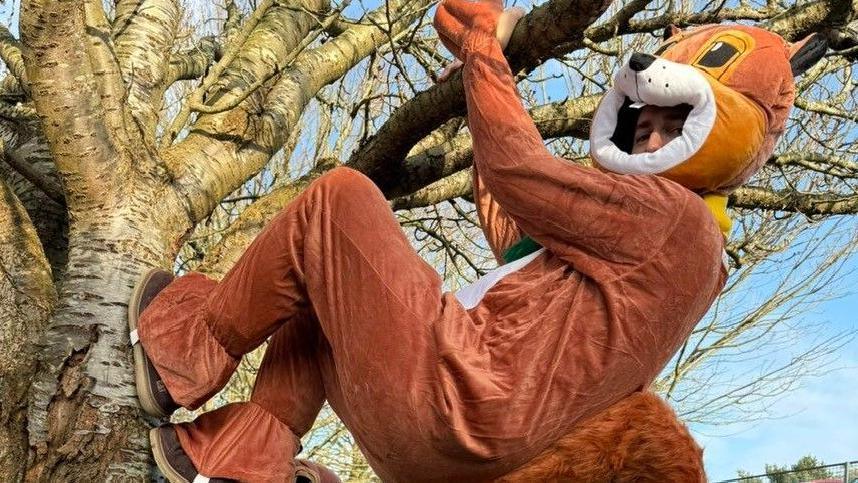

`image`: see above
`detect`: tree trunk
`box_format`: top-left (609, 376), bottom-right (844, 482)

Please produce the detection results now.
top-left (22, 176), bottom-right (193, 481)
top-left (0, 176), bottom-right (55, 482)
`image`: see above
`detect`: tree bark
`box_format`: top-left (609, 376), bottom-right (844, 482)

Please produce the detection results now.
top-left (0, 118), bottom-right (68, 279)
top-left (25, 197), bottom-right (190, 481)
top-left (17, 1), bottom-right (197, 479)
top-left (113, 0), bottom-right (182, 141)
top-left (0, 177), bottom-right (55, 482)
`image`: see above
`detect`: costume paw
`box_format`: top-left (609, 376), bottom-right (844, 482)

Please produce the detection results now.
top-left (434, 0), bottom-right (503, 60)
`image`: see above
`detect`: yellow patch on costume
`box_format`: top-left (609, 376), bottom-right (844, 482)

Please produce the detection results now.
top-left (703, 194), bottom-right (732, 236)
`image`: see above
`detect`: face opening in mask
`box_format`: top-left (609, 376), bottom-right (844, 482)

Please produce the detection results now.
top-left (590, 55), bottom-right (718, 178)
top-left (610, 102), bottom-right (694, 155)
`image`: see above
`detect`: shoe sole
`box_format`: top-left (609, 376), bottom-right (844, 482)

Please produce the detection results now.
top-left (129, 268), bottom-right (172, 418)
top-left (150, 427), bottom-right (191, 483)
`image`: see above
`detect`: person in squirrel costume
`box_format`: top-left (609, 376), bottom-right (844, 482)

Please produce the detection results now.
top-left (127, 0), bottom-right (827, 480)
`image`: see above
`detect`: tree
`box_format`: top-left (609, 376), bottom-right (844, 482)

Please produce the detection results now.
top-left (767, 455), bottom-right (834, 483)
top-left (738, 454), bottom-right (837, 483)
top-left (737, 469), bottom-right (764, 483)
top-left (0, 0), bottom-right (855, 480)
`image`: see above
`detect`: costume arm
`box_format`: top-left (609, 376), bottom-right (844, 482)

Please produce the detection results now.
top-left (455, 27), bottom-right (694, 281)
top-left (473, 164), bottom-right (523, 264)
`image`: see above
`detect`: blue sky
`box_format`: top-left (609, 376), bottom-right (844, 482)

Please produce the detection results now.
top-left (696, 266), bottom-right (858, 481)
top-left (699, 366), bottom-right (858, 480)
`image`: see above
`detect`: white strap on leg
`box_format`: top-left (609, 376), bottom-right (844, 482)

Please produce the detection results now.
top-left (129, 329), bottom-right (139, 346)
top-left (193, 475), bottom-right (210, 483)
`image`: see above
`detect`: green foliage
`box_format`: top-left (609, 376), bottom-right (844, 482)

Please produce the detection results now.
top-left (738, 454), bottom-right (836, 483)
top-left (767, 454), bottom-right (833, 483)
top-left (736, 469), bottom-right (763, 483)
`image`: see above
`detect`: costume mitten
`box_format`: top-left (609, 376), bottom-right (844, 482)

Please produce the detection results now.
top-left (434, 0), bottom-right (503, 60)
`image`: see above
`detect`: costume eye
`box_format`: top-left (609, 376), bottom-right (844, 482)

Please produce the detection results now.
top-left (690, 31), bottom-right (753, 81)
top-left (696, 41), bottom-right (740, 68)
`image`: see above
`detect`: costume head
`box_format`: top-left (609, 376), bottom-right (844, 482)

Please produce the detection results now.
top-left (589, 24), bottom-right (826, 205)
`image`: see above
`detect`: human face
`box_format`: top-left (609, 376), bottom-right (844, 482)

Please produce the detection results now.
top-left (631, 105), bottom-right (690, 154)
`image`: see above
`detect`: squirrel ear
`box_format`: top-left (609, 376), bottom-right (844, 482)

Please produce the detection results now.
top-left (789, 33), bottom-right (828, 77)
top-left (663, 24), bottom-right (681, 41)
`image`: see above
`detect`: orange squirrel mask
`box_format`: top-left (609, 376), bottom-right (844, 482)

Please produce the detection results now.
top-left (590, 24), bottom-right (827, 195)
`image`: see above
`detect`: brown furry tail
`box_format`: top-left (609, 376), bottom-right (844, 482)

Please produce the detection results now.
top-left (497, 391), bottom-right (706, 482)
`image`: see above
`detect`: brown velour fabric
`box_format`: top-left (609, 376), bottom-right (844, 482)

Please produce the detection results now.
top-left (138, 5), bottom-right (727, 482)
top-left (140, 166), bottom-right (723, 481)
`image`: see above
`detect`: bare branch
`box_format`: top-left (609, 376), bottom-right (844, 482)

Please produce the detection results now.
top-left (112, 0), bottom-right (183, 138)
top-left (387, 94), bottom-right (598, 199)
top-left (770, 151), bottom-right (858, 178)
top-left (764, 0), bottom-right (856, 40)
top-left (222, 0), bottom-right (244, 41)
top-left (0, 102), bottom-right (36, 121)
top-left (165, 37), bottom-right (222, 84)
top-left (794, 96), bottom-right (858, 121)
top-left (0, 137), bottom-right (64, 205)
top-left (348, 0), bottom-right (613, 193)
top-left (188, 1), bottom-right (349, 116)
top-left (731, 186), bottom-right (858, 215)
top-left (159, 0), bottom-right (282, 146)
top-left (164, 0), bottom-right (434, 224)
top-left (262, 0), bottom-right (435, 137)
top-left (391, 168), bottom-right (471, 211)
top-left (0, 25), bottom-right (28, 94)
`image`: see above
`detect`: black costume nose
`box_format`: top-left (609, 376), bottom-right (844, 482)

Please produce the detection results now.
top-left (628, 52), bottom-right (656, 72)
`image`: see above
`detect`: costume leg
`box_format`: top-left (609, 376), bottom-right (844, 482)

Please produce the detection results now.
top-left (138, 167), bottom-right (446, 479)
top-left (172, 313), bottom-right (326, 482)
top-left (250, 311), bottom-right (326, 436)
top-left (139, 167), bottom-right (444, 404)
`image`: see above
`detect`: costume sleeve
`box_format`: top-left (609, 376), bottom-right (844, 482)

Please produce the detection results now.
top-left (461, 31), bottom-right (698, 281)
top-left (473, 164), bottom-right (523, 264)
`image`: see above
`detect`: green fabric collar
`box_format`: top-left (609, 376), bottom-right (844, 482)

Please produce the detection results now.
top-left (503, 236), bottom-right (542, 263)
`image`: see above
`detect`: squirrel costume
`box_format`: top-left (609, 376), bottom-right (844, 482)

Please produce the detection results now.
top-left (128, 1), bottom-right (826, 480)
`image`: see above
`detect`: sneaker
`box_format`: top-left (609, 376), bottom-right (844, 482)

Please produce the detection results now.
top-left (128, 268), bottom-right (179, 418)
top-left (150, 425), bottom-right (235, 483)
top-left (295, 460), bottom-right (342, 483)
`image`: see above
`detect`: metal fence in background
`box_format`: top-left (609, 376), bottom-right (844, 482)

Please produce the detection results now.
top-left (717, 461), bottom-right (858, 483)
